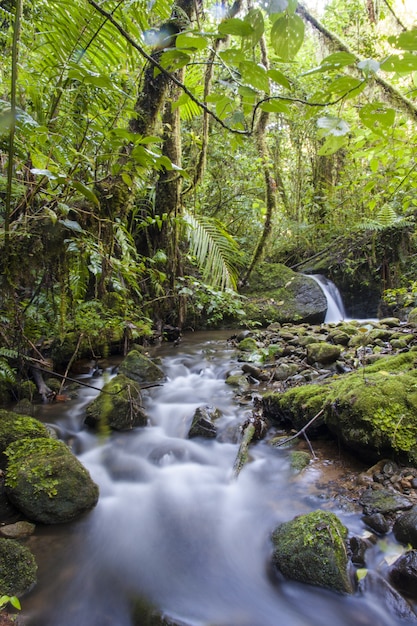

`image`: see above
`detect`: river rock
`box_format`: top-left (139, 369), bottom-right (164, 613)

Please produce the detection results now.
top-left (85, 373), bottom-right (147, 431)
top-left (5, 438), bottom-right (99, 524)
top-left (0, 537), bottom-right (37, 595)
top-left (119, 349), bottom-right (165, 383)
top-left (188, 405), bottom-right (221, 439)
top-left (306, 342), bottom-right (341, 365)
top-left (359, 488), bottom-right (412, 516)
top-left (358, 570), bottom-right (417, 623)
top-left (393, 506), bottom-right (417, 548)
top-left (389, 550), bottom-right (417, 597)
top-left (0, 521), bottom-right (35, 539)
top-left (271, 510), bottom-right (353, 593)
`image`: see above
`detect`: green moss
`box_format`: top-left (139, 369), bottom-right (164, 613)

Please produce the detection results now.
top-left (238, 337), bottom-right (258, 352)
top-left (5, 438), bottom-right (64, 496)
top-left (263, 384), bottom-right (328, 431)
top-left (289, 450), bottom-right (311, 472)
top-left (0, 410), bottom-right (50, 467)
top-left (85, 373), bottom-right (147, 431)
top-left (272, 510), bottom-right (353, 593)
top-left (0, 538), bottom-right (37, 596)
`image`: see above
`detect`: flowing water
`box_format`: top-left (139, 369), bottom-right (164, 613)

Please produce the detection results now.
top-left (307, 274), bottom-right (347, 323)
top-left (21, 332), bottom-right (414, 626)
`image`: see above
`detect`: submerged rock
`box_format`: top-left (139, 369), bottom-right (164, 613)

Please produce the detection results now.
top-left (5, 438), bottom-right (99, 524)
top-left (271, 510), bottom-right (353, 594)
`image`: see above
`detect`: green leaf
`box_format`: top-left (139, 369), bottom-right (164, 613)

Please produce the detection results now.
top-left (259, 99), bottom-right (290, 113)
top-left (218, 18), bottom-right (254, 37)
top-left (159, 49), bottom-right (190, 72)
top-left (267, 68), bottom-right (291, 88)
top-left (380, 53), bottom-right (417, 73)
top-left (317, 116), bottom-right (350, 136)
top-left (318, 135), bottom-right (347, 156)
top-left (59, 219), bottom-right (84, 232)
top-left (176, 33), bottom-right (208, 51)
top-left (259, 0), bottom-right (288, 16)
top-left (219, 49), bottom-right (245, 65)
top-left (326, 76), bottom-right (366, 99)
top-left (271, 14), bottom-right (305, 61)
top-left (243, 9), bottom-right (265, 48)
top-left (239, 61), bottom-right (270, 92)
top-left (302, 51), bottom-right (356, 75)
top-left (71, 181), bottom-right (100, 207)
top-left (359, 103), bottom-right (396, 136)
top-left (388, 29), bottom-right (417, 51)
top-left (356, 569), bottom-right (368, 582)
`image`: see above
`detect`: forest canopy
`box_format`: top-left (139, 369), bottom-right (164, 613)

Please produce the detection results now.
top-left (0, 0), bottom-right (417, 378)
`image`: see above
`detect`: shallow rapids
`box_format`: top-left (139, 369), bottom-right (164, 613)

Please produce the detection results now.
top-left (22, 332), bottom-right (414, 626)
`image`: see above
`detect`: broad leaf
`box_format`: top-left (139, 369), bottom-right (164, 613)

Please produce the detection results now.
top-left (259, 99), bottom-right (290, 113)
top-left (380, 53), bottom-right (417, 73)
top-left (388, 29), bottom-right (417, 51)
top-left (159, 50), bottom-right (190, 72)
top-left (176, 33), bottom-right (208, 51)
top-left (318, 135), bottom-right (347, 156)
top-left (243, 9), bottom-right (265, 48)
top-left (267, 68), bottom-right (291, 88)
top-left (260, 0), bottom-right (288, 16)
top-left (271, 14), bottom-right (305, 61)
top-left (359, 103), bottom-right (396, 136)
top-left (302, 52), bottom-right (356, 75)
top-left (219, 49), bottom-right (246, 65)
top-left (326, 76), bottom-right (366, 99)
top-left (71, 181), bottom-right (100, 207)
top-left (218, 18), bottom-right (254, 37)
top-left (239, 61), bottom-right (270, 92)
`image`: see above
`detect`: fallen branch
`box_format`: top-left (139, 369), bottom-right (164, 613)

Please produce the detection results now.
top-left (274, 408), bottom-right (324, 460)
top-left (232, 422), bottom-right (256, 479)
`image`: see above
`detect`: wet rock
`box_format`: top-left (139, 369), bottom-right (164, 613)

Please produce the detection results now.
top-left (362, 512), bottom-right (390, 535)
top-left (389, 550), bottom-right (417, 597)
top-left (358, 570), bottom-right (417, 623)
top-left (238, 337), bottom-right (258, 352)
top-left (119, 348), bottom-right (165, 383)
top-left (359, 487), bottom-right (412, 516)
top-left (85, 374), bottom-right (147, 431)
top-left (5, 438), bottom-right (99, 524)
top-left (188, 405), bottom-right (220, 439)
top-left (289, 450), bottom-right (311, 472)
top-left (271, 510), bottom-right (353, 594)
top-left (0, 521), bottom-right (35, 539)
top-left (349, 535), bottom-right (374, 566)
top-left (393, 506), bottom-right (417, 548)
top-left (0, 537), bottom-right (37, 595)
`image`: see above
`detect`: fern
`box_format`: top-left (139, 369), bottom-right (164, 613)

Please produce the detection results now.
top-left (0, 358), bottom-right (16, 384)
top-left (183, 212), bottom-right (242, 290)
top-left (358, 204), bottom-right (414, 231)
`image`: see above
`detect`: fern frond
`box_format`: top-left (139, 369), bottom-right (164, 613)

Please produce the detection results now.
top-left (358, 204), bottom-right (414, 231)
top-left (183, 212), bottom-right (242, 290)
top-left (0, 358), bottom-right (16, 384)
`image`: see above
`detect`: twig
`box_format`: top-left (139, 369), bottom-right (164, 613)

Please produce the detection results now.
top-left (274, 408), bottom-right (324, 450)
top-left (58, 333), bottom-right (84, 395)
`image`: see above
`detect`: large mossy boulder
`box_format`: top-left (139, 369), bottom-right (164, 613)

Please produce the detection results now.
top-left (271, 510), bottom-right (353, 593)
top-left (5, 438), bottom-right (99, 524)
top-left (85, 374), bottom-right (147, 431)
top-left (0, 409), bottom-right (50, 468)
top-left (119, 349), bottom-right (165, 384)
top-left (0, 537), bottom-right (37, 595)
top-left (263, 352), bottom-right (417, 464)
top-left (240, 263), bottom-right (327, 326)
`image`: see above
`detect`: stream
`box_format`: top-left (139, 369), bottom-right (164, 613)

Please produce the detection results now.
top-left (20, 331), bottom-right (415, 626)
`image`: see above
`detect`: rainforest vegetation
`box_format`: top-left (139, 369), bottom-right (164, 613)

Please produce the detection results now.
top-left (0, 0), bottom-right (417, 387)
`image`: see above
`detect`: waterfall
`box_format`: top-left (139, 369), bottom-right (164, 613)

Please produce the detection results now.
top-left (308, 274), bottom-right (347, 323)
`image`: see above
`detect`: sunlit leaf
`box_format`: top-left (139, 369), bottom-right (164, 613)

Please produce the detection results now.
top-left (239, 61), bottom-right (270, 92)
top-left (159, 49), bottom-right (190, 72)
top-left (318, 135), bottom-right (347, 156)
top-left (359, 103), bottom-right (396, 136)
top-left (388, 29), bottom-right (417, 51)
top-left (243, 9), bottom-right (265, 48)
top-left (267, 68), bottom-right (291, 88)
top-left (380, 53), bottom-right (417, 73)
top-left (302, 51), bottom-right (356, 75)
top-left (176, 33), bottom-right (208, 51)
top-left (219, 49), bottom-right (245, 65)
top-left (271, 14), bottom-right (305, 61)
top-left (218, 18), bottom-right (254, 37)
top-left (260, 99), bottom-right (290, 113)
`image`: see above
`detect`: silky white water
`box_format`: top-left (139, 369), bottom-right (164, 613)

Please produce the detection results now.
top-left (23, 333), bottom-right (412, 626)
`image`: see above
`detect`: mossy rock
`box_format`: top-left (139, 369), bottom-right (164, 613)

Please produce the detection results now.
top-left (119, 349), bottom-right (165, 384)
top-left (289, 450), bottom-right (311, 472)
top-left (306, 342), bottom-right (341, 365)
top-left (85, 374), bottom-right (147, 431)
top-left (263, 384), bottom-right (328, 432)
top-left (271, 510), bottom-right (353, 593)
top-left (0, 538), bottom-right (37, 595)
top-left (0, 410), bottom-right (50, 468)
top-left (240, 263), bottom-right (327, 326)
top-left (238, 337), bottom-right (258, 352)
top-left (5, 438), bottom-right (99, 524)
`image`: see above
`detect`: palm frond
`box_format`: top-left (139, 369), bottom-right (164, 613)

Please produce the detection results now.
top-left (183, 211), bottom-right (242, 290)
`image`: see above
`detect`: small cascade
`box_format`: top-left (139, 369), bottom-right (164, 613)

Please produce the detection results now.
top-left (308, 274), bottom-right (347, 323)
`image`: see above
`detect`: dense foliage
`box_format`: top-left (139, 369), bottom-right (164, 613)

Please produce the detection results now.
top-left (1, 0), bottom-right (417, 382)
